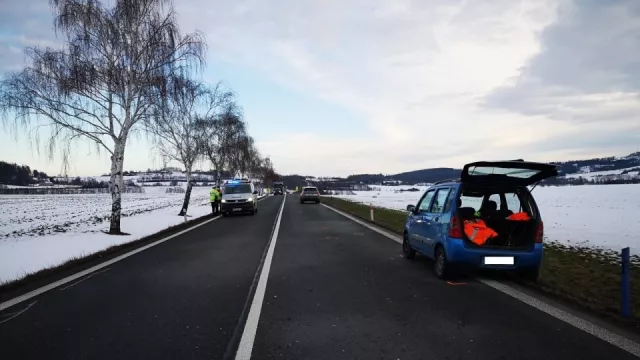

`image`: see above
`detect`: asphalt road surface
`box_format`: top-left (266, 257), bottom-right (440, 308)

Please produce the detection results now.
top-left (1, 194), bottom-right (638, 360)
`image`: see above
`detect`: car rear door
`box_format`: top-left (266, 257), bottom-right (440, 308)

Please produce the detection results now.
top-left (461, 160), bottom-right (558, 187)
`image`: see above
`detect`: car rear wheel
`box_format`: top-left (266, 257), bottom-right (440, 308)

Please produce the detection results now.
top-left (433, 246), bottom-right (450, 279)
top-left (402, 233), bottom-right (416, 260)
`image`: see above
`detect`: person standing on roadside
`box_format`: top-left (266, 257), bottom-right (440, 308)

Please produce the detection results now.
top-left (209, 186), bottom-right (218, 214)
top-left (214, 186), bottom-right (222, 214)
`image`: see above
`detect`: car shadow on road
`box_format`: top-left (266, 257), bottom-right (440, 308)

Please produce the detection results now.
top-left (408, 252), bottom-right (520, 285)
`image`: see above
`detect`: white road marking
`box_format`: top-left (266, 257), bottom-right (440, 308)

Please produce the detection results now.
top-left (321, 203), bottom-right (402, 244)
top-left (480, 279), bottom-right (640, 357)
top-left (0, 301), bottom-right (37, 325)
top-left (1, 195), bottom-right (273, 312)
top-left (234, 194), bottom-right (287, 360)
top-left (321, 202), bottom-right (640, 357)
top-left (59, 268), bottom-right (111, 291)
top-left (0, 215), bottom-right (221, 312)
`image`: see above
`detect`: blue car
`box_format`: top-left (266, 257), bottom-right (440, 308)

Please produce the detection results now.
top-left (402, 160), bottom-right (558, 281)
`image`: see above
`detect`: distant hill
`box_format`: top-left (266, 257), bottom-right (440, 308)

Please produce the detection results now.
top-left (551, 152), bottom-right (640, 176)
top-left (345, 168), bottom-right (461, 185)
top-left (314, 152), bottom-right (640, 186)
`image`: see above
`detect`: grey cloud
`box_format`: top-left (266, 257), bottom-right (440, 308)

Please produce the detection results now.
top-left (484, 0), bottom-right (640, 119)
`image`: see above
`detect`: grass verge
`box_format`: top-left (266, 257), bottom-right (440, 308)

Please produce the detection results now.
top-left (321, 195), bottom-right (640, 330)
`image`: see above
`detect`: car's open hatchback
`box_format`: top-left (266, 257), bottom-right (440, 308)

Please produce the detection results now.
top-left (461, 160), bottom-right (558, 187)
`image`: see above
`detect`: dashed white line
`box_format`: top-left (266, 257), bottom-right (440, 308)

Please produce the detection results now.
top-left (234, 194), bottom-right (287, 360)
top-left (321, 201), bottom-right (640, 358)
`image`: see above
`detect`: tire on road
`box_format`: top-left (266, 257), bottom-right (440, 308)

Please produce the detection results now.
top-left (402, 232), bottom-right (416, 260)
top-left (433, 245), bottom-right (451, 279)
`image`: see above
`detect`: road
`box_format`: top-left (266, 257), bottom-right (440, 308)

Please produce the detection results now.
top-left (0, 194), bottom-right (638, 360)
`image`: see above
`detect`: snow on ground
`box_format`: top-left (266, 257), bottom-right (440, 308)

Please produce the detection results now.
top-left (0, 186), bottom-right (214, 283)
top-left (564, 166), bottom-right (640, 179)
top-left (331, 184), bottom-right (640, 253)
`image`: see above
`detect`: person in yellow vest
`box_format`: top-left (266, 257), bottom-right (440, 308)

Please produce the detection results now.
top-left (209, 186), bottom-right (218, 215)
top-left (214, 186), bottom-right (222, 214)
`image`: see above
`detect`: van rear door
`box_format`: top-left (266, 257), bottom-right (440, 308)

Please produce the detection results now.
top-left (461, 160), bottom-right (558, 187)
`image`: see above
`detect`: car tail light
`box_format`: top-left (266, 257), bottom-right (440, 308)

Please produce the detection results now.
top-left (535, 221), bottom-right (544, 243)
top-left (449, 215), bottom-right (463, 238)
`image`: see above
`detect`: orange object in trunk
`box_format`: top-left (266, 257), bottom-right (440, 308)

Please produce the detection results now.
top-left (463, 219), bottom-right (498, 246)
top-left (507, 212), bottom-right (530, 221)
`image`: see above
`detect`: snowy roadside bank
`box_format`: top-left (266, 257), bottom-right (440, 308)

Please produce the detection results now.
top-left (0, 187), bottom-right (221, 284)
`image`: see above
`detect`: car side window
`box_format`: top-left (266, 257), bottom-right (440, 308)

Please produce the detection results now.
top-left (442, 188), bottom-right (456, 213)
top-left (417, 190), bottom-right (435, 213)
top-left (430, 188), bottom-right (451, 214)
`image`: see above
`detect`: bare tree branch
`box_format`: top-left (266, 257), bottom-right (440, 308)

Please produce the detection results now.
top-left (0, 0), bottom-right (206, 234)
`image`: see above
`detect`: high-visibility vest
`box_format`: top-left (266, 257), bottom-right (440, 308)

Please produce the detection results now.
top-left (464, 219), bottom-right (498, 246)
top-left (209, 189), bottom-right (217, 202)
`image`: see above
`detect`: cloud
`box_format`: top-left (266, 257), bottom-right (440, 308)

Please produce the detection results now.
top-left (2, 0), bottom-right (639, 176)
top-left (0, 1), bottom-right (59, 72)
top-left (171, 0), bottom-right (566, 174)
top-left (484, 0), bottom-right (640, 125)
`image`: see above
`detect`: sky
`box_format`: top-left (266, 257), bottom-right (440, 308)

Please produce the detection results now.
top-left (1, 0), bottom-right (640, 177)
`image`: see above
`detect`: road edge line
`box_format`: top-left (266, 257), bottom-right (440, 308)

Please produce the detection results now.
top-left (320, 202), bottom-right (640, 357)
top-left (0, 215), bottom-right (221, 312)
top-left (479, 278), bottom-right (640, 357)
top-left (233, 194), bottom-right (287, 360)
top-left (1, 195), bottom-right (273, 309)
top-left (321, 203), bottom-right (402, 244)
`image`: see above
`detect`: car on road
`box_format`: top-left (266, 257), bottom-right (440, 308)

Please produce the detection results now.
top-left (300, 186), bottom-right (321, 204)
top-left (402, 160), bottom-right (558, 281)
top-left (221, 179), bottom-right (259, 216)
top-left (272, 181), bottom-right (285, 195)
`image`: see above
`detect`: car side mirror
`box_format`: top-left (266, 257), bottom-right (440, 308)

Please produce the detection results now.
top-left (253, 190), bottom-right (258, 195)
top-left (406, 204), bottom-right (416, 213)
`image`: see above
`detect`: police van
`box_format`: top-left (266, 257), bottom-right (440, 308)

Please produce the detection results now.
top-left (220, 179), bottom-right (259, 216)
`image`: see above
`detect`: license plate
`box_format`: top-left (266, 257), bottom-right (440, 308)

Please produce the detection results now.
top-left (233, 208), bottom-right (242, 212)
top-left (484, 256), bottom-right (514, 265)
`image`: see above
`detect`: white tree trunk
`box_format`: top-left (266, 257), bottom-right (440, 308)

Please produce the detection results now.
top-left (179, 165), bottom-right (193, 216)
top-left (108, 140), bottom-right (126, 234)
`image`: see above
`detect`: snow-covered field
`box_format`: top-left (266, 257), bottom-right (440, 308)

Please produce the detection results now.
top-left (331, 184), bottom-right (640, 253)
top-left (0, 186), bottom-right (214, 283)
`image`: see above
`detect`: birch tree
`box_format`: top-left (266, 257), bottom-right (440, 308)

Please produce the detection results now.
top-left (147, 78), bottom-right (225, 216)
top-left (196, 101), bottom-right (245, 180)
top-left (0, 0), bottom-right (205, 234)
